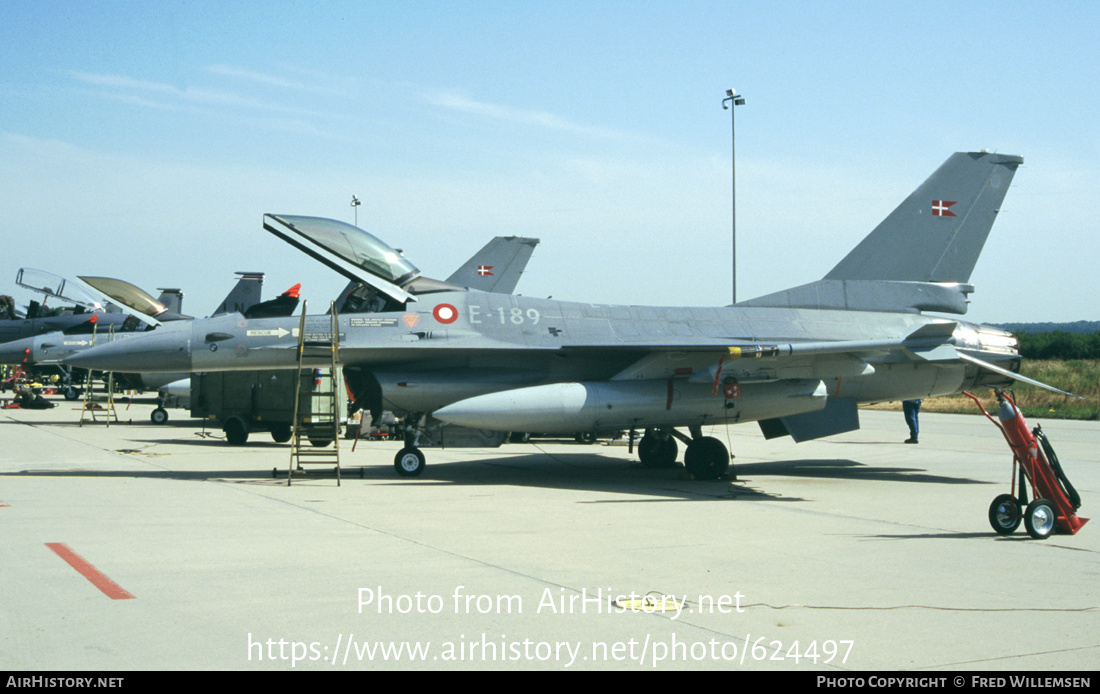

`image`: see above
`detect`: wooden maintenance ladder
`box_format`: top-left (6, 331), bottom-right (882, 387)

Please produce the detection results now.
top-left (287, 301), bottom-right (342, 485)
top-left (79, 324), bottom-right (119, 426)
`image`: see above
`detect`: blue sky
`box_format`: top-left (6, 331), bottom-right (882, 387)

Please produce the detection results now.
top-left (2, 1), bottom-right (1098, 323)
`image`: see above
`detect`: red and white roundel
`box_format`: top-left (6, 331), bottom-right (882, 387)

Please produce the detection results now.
top-left (432, 303), bottom-right (458, 324)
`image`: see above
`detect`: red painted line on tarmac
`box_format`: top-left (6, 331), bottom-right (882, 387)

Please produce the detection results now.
top-left (45, 543), bottom-right (135, 600)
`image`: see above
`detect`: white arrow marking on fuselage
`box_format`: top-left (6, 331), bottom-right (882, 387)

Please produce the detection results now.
top-left (246, 328), bottom-right (291, 338)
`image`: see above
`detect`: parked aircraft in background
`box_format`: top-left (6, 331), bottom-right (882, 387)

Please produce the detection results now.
top-left (148, 236), bottom-right (539, 422)
top-left (0, 269), bottom-right (156, 344)
top-left (70, 152), bottom-right (1063, 480)
top-left (0, 272), bottom-right (269, 369)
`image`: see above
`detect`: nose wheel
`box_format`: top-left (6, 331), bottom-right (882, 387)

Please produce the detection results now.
top-left (394, 447), bottom-right (426, 477)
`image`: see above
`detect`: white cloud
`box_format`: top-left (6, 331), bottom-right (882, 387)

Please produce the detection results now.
top-left (424, 90), bottom-right (637, 141)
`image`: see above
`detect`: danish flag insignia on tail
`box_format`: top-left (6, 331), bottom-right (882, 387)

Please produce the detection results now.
top-left (932, 200), bottom-right (957, 217)
top-left (477, 265), bottom-right (494, 276)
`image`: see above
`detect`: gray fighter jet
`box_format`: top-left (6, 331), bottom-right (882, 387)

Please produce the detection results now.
top-left (72, 235), bottom-right (542, 423)
top-left (68, 152), bottom-right (1055, 479)
top-left (0, 269), bottom-right (164, 345)
top-left (0, 272), bottom-right (266, 369)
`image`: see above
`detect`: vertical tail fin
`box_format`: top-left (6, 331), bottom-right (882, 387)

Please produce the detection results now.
top-left (825, 151), bottom-right (1023, 283)
top-left (445, 236), bottom-right (540, 293)
top-left (156, 289), bottom-right (184, 315)
top-left (212, 272), bottom-right (264, 316)
top-left (740, 152), bottom-right (1022, 314)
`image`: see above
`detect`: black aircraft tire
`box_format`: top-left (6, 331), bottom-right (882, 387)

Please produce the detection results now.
top-left (224, 418), bottom-right (249, 446)
top-left (150, 408), bottom-right (169, 425)
top-left (685, 437), bottom-right (729, 480)
top-left (638, 435), bottom-right (677, 468)
top-left (394, 447), bottom-right (426, 477)
top-left (1024, 499), bottom-right (1057, 540)
top-left (271, 423), bottom-right (292, 444)
top-left (988, 494), bottom-right (1021, 535)
top-left (638, 434), bottom-right (659, 467)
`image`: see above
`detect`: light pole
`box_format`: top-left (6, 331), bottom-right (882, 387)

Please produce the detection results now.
top-left (722, 89), bottom-right (745, 304)
top-left (351, 195), bottom-right (361, 226)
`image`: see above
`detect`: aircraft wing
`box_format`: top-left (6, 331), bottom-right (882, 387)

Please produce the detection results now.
top-left (534, 323), bottom-right (958, 383)
top-left (555, 321), bottom-right (1074, 398)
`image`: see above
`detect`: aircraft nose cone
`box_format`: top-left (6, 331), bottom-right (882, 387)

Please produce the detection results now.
top-left (64, 330), bottom-right (192, 373)
top-left (0, 339), bottom-right (33, 366)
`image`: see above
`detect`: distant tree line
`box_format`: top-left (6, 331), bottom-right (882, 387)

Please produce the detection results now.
top-left (1016, 331), bottom-right (1100, 360)
top-left (995, 320), bottom-right (1100, 334)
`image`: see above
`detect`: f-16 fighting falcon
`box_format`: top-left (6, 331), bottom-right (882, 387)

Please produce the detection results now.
top-left (68, 151), bottom-right (1063, 481)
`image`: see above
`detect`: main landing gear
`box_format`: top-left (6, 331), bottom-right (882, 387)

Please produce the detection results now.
top-left (636, 427), bottom-right (732, 480)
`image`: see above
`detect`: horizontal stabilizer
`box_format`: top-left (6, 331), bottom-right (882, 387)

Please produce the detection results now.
top-left (730, 328), bottom-right (956, 361)
top-left (738, 280), bottom-right (974, 314)
top-left (905, 321), bottom-right (958, 340)
top-left (957, 352), bottom-right (1082, 400)
top-left (903, 322), bottom-right (960, 361)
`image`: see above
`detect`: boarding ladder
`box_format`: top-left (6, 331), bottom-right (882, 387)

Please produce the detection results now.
top-left (287, 301), bottom-right (342, 485)
top-left (79, 323), bottom-right (119, 426)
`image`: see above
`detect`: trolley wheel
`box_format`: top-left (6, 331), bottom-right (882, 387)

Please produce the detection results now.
top-left (988, 493), bottom-right (1021, 535)
top-left (1024, 499), bottom-right (1057, 540)
top-left (394, 447), bottom-right (425, 477)
top-left (150, 407), bottom-right (169, 425)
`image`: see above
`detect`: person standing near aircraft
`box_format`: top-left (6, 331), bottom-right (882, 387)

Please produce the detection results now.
top-left (0, 295), bottom-right (15, 320)
top-left (903, 399), bottom-right (922, 444)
